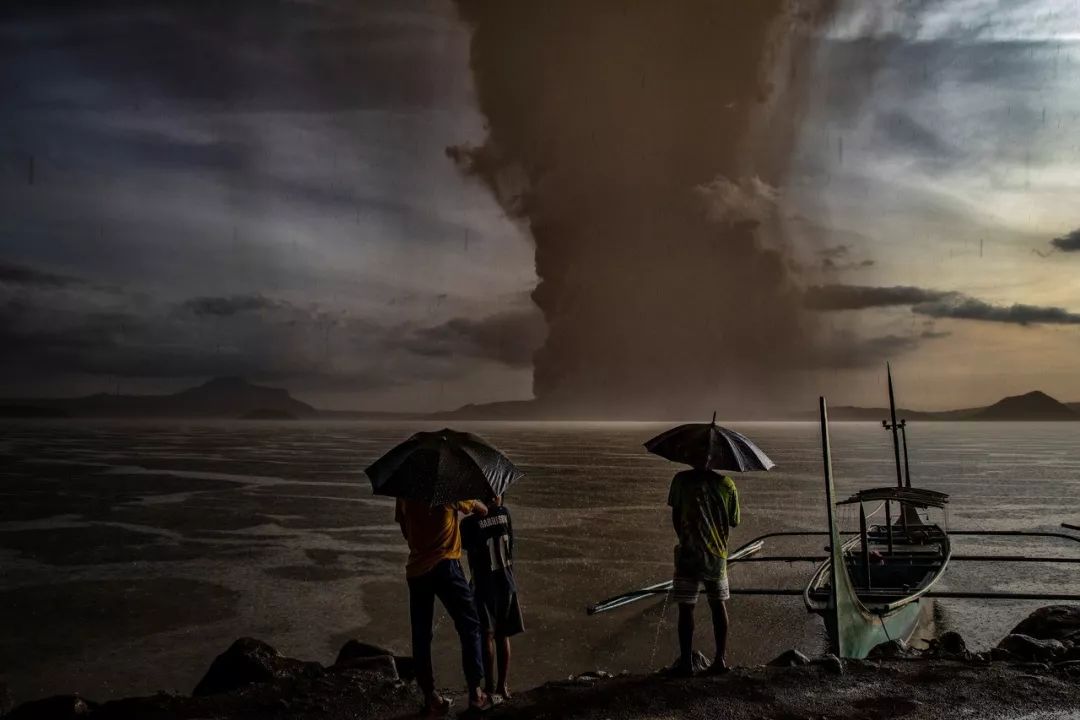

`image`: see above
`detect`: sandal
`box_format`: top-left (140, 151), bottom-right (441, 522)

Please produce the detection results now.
top-left (465, 694), bottom-right (495, 716)
top-left (702, 661), bottom-right (731, 676)
top-left (661, 659), bottom-right (695, 678)
top-left (421, 695), bottom-right (453, 717)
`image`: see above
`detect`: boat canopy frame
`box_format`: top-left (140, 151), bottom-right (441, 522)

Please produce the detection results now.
top-left (837, 487), bottom-right (949, 509)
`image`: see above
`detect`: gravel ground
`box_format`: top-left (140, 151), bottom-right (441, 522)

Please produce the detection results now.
top-left (489, 659), bottom-right (1080, 720)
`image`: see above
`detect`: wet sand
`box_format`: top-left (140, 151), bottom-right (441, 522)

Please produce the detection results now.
top-left (1, 419), bottom-right (1078, 704)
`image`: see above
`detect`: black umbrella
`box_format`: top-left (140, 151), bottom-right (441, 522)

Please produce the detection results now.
top-left (365, 428), bottom-right (523, 505)
top-left (644, 413), bottom-right (775, 473)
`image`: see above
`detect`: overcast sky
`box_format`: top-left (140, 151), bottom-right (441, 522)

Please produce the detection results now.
top-left (788, 0), bottom-right (1080, 409)
top-left (0, 0), bottom-right (537, 410)
top-left (1, 0), bottom-right (1079, 412)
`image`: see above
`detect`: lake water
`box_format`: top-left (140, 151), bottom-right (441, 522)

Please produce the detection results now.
top-left (1, 419), bottom-right (1078, 703)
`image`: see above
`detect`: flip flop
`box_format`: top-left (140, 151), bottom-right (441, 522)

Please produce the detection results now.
top-left (421, 695), bottom-right (453, 717)
top-left (702, 662), bottom-right (731, 676)
top-left (464, 695), bottom-right (495, 716)
top-left (661, 660), bottom-right (695, 678)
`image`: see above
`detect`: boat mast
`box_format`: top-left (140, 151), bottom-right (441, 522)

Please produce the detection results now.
top-left (886, 363), bottom-right (903, 489)
top-left (899, 420), bottom-right (912, 488)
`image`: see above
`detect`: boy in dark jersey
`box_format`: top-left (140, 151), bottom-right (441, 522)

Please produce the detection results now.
top-left (460, 495), bottom-right (524, 700)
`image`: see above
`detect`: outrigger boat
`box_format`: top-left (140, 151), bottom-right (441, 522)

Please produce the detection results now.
top-left (588, 366), bottom-right (1080, 659)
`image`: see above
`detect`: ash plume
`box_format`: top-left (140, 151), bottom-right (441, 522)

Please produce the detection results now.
top-left (451, 1), bottom-right (838, 416)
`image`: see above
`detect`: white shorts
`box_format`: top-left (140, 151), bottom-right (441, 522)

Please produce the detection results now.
top-left (670, 575), bottom-right (730, 604)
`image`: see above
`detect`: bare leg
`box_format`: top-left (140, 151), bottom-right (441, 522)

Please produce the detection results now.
top-left (495, 635), bottom-right (511, 697)
top-left (482, 632), bottom-right (496, 695)
top-left (677, 603), bottom-right (695, 667)
top-left (708, 599), bottom-right (729, 669)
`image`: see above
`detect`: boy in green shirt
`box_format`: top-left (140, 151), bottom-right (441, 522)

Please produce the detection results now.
top-left (667, 466), bottom-right (740, 676)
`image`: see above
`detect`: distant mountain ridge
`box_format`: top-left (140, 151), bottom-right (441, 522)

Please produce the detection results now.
top-left (2, 379), bottom-right (1079, 421)
top-left (970, 390), bottom-right (1078, 421)
top-left (797, 390), bottom-right (1079, 422)
top-left (0, 377), bottom-right (316, 418)
top-left (442, 391), bottom-right (1080, 422)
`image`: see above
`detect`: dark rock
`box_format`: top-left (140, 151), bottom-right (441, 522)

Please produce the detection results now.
top-left (192, 637), bottom-right (324, 696)
top-left (334, 639), bottom-right (415, 680)
top-left (818, 654), bottom-right (844, 675)
top-left (570, 670), bottom-right (613, 681)
top-left (937, 631), bottom-right (968, 656)
top-left (990, 647), bottom-right (1014, 662)
top-left (997, 634), bottom-right (1067, 662)
top-left (1009, 605), bottom-right (1080, 644)
top-left (768, 649), bottom-right (811, 667)
top-left (335, 640), bottom-right (395, 664)
top-left (6, 695), bottom-right (97, 720)
top-left (867, 639), bottom-right (912, 660)
top-left (337, 655), bottom-right (399, 679)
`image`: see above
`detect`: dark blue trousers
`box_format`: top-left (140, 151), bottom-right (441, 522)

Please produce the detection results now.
top-left (408, 558), bottom-right (485, 693)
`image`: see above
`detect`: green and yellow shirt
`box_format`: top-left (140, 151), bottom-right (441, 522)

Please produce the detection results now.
top-left (667, 469), bottom-right (740, 579)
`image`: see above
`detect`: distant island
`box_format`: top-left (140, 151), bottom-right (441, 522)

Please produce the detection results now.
top-left (239, 408), bottom-right (299, 421)
top-left (803, 390), bottom-right (1080, 422)
top-left (2, 380), bottom-right (1079, 421)
top-left (0, 377), bottom-right (316, 419)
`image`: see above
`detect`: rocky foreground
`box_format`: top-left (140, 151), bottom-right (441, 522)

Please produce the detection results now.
top-left (3, 607), bottom-right (1080, 720)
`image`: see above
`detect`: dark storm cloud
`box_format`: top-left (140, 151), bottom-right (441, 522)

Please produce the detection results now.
top-left (804, 284), bottom-right (956, 310)
top-left (806, 283), bottom-right (1080, 327)
top-left (181, 294), bottom-right (282, 318)
top-left (913, 297), bottom-right (1080, 326)
top-left (0, 260), bottom-right (78, 288)
top-left (806, 35), bottom-right (1064, 182)
top-left (406, 309), bottom-right (545, 368)
top-left (1, 0), bottom-right (464, 114)
top-left (0, 282), bottom-right (538, 395)
top-left (816, 246), bottom-right (875, 272)
top-left (1051, 229), bottom-right (1080, 253)
top-left (873, 110), bottom-right (959, 162)
top-left (824, 258), bottom-right (875, 271)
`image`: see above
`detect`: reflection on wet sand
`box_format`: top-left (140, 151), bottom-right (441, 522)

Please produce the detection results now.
top-left (1, 420), bottom-right (1078, 702)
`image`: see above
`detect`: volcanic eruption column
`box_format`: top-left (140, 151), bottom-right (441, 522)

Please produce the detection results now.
top-left (451, 1), bottom-right (837, 417)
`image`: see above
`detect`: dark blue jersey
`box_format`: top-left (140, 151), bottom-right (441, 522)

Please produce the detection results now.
top-left (461, 505), bottom-right (515, 589)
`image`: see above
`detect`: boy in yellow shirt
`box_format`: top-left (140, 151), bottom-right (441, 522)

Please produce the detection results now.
top-left (396, 498), bottom-right (492, 715)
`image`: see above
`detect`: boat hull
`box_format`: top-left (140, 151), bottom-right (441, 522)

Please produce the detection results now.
top-left (821, 596), bottom-right (927, 659)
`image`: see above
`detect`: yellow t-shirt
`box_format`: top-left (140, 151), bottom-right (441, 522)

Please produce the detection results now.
top-left (396, 499), bottom-right (477, 578)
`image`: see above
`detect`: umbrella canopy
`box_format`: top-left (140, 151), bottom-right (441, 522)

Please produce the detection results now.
top-left (365, 428), bottom-right (523, 505)
top-left (644, 414), bottom-right (775, 473)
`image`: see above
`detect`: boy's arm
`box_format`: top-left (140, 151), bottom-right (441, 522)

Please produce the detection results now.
top-left (729, 483), bottom-right (741, 528)
top-left (507, 508), bottom-right (515, 558)
top-left (667, 478), bottom-right (683, 536)
top-left (452, 499), bottom-right (484, 515)
top-left (394, 500), bottom-right (408, 540)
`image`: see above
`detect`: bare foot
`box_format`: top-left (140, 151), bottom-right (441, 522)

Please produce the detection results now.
top-left (496, 685), bottom-right (512, 700)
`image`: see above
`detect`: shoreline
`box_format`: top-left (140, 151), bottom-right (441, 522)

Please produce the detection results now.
top-left (4, 609), bottom-right (1079, 720)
